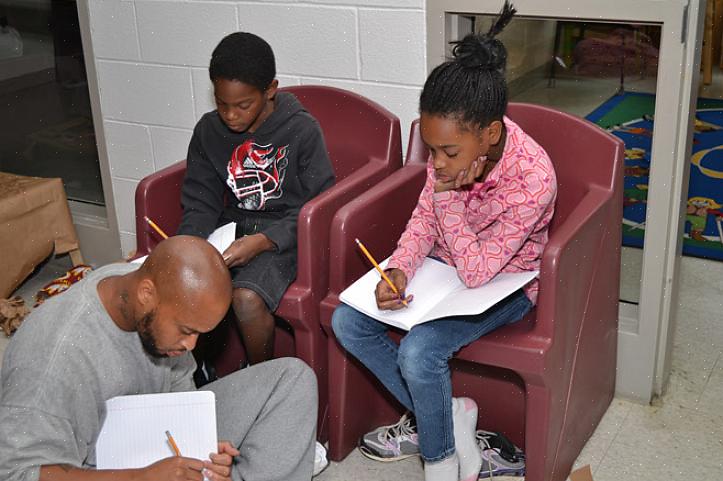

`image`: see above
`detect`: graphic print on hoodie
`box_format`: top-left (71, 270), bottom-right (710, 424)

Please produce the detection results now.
top-left (227, 140), bottom-right (289, 210)
top-left (178, 91), bottom-right (335, 254)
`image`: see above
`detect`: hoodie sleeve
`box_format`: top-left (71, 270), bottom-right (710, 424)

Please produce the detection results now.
top-left (261, 121), bottom-right (335, 253)
top-left (177, 127), bottom-right (225, 238)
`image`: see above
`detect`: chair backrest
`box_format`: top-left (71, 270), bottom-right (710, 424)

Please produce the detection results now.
top-left (505, 102), bottom-right (623, 234)
top-left (280, 85), bottom-right (402, 180)
top-left (405, 119), bottom-right (430, 164)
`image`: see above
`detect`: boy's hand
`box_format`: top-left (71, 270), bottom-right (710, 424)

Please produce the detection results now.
top-left (222, 234), bottom-right (275, 268)
top-left (375, 269), bottom-right (412, 310)
top-left (201, 441), bottom-right (239, 481)
top-left (434, 158), bottom-right (487, 193)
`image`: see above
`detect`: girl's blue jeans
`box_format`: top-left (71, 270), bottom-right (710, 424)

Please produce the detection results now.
top-left (331, 288), bottom-right (533, 462)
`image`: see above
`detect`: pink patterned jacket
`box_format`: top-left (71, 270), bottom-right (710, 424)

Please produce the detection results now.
top-left (386, 117), bottom-right (557, 304)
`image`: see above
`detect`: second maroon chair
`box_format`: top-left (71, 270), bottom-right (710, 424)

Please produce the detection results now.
top-left (319, 103), bottom-right (624, 481)
top-left (134, 85), bottom-right (403, 441)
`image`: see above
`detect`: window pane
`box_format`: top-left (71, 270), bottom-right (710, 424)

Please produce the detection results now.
top-left (0, 0), bottom-right (103, 205)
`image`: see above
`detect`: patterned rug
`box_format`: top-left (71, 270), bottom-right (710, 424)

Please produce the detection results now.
top-left (587, 91), bottom-right (723, 261)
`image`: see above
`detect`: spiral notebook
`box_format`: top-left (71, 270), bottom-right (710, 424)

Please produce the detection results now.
top-left (96, 391), bottom-right (217, 471)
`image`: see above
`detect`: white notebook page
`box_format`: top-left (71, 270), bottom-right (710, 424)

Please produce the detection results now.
top-left (132, 222), bottom-right (236, 264)
top-left (96, 391), bottom-right (217, 470)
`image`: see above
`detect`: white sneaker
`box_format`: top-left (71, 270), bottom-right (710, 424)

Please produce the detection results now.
top-left (313, 441), bottom-right (329, 476)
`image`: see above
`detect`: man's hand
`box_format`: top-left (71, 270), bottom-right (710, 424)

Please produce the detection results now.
top-left (375, 269), bottom-right (412, 311)
top-left (434, 158), bottom-right (487, 193)
top-left (139, 456), bottom-right (205, 481)
top-left (202, 441), bottom-right (239, 481)
top-left (40, 459), bottom-right (203, 481)
top-left (222, 234), bottom-right (275, 268)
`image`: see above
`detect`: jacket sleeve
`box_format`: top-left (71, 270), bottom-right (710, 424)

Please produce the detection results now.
top-left (177, 128), bottom-right (226, 238)
top-left (385, 163), bottom-right (439, 281)
top-left (434, 167), bottom-right (556, 288)
top-left (261, 121), bottom-right (335, 253)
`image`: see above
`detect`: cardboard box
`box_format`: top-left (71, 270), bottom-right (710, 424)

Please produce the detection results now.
top-left (0, 172), bottom-right (80, 298)
top-left (569, 465), bottom-right (595, 481)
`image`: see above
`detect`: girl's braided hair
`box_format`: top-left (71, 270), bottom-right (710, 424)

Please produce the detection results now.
top-left (420, 1), bottom-right (516, 128)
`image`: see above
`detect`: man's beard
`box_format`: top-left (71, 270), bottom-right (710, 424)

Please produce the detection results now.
top-left (137, 310), bottom-right (166, 358)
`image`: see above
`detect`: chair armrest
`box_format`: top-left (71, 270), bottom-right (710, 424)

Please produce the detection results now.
top-left (134, 160), bottom-right (186, 255)
top-left (294, 159), bottom-right (391, 306)
top-left (535, 185), bottom-right (616, 343)
top-left (327, 164), bottom-right (427, 296)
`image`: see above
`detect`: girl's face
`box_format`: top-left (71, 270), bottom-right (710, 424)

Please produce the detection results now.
top-left (420, 112), bottom-right (504, 183)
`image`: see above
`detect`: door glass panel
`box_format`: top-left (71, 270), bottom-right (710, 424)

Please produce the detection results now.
top-left (449, 15), bottom-right (663, 305)
top-left (0, 0), bottom-right (103, 205)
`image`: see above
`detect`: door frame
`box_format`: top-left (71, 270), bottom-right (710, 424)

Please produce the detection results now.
top-left (72, 0), bottom-right (123, 265)
top-left (426, 0), bottom-right (702, 402)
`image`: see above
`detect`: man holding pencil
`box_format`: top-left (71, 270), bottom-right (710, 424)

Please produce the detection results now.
top-left (0, 236), bottom-right (318, 481)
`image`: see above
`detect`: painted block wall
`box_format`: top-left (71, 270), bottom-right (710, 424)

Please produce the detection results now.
top-left (86, 0), bottom-right (427, 255)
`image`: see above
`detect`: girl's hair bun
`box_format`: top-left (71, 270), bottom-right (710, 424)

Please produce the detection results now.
top-left (452, 35), bottom-right (506, 72)
top-left (450, 1), bottom-right (516, 73)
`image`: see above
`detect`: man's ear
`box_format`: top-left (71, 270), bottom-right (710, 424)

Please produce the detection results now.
top-left (136, 278), bottom-right (158, 311)
top-left (266, 79), bottom-right (279, 101)
top-left (488, 120), bottom-right (504, 145)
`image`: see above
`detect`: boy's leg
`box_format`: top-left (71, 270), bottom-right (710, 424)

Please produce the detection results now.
top-left (331, 303), bottom-right (414, 411)
top-left (232, 287), bottom-right (275, 364)
top-left (397, 289), bottom-right (532, 462)
top-left (202, 357), bottom-right (317, 481)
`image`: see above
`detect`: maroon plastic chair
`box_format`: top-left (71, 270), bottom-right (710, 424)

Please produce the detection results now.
top-left (134, 85), bottom-right (403, 441)
top-left (319, 103), bottom-right (624, 481)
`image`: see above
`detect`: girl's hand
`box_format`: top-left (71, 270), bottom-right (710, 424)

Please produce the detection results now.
top-left (375, 269), bottom-right (412, 310)
top-left (434, 158), bottom-right (487, 193)
top-left (222, 234), bottom-right (274, 268)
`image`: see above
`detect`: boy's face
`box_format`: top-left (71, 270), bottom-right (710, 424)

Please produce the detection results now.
top-left (420, 112), bottom-right (503, 183)
top-left (213, 78), bottom-right (278, 133)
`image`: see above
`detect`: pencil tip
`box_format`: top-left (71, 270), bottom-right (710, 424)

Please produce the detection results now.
top-left (354, 238), bottom-right (361, 244)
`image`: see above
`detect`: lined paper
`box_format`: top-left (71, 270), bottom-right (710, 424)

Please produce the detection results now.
top-left (96, 391), bottom-right (217, 470)
top-left (132, 222), bottom-right (236, 264)
top-left (339, 257), bottom-right (538, 331)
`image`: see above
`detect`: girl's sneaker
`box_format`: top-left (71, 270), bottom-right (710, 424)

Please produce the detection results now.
top-left (476, 430), bottom-right (526, 478)
top-left (358, 412), bottom-right (420, 461)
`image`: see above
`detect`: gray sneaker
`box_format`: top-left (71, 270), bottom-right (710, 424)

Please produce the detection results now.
top-left (476, 430), bottom-right (525, 478)
top-left (358, 413), bottom-right (420, 461)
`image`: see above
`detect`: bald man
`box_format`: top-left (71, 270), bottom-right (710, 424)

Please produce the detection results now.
top-left (0, 236), bottom-right (317, 481)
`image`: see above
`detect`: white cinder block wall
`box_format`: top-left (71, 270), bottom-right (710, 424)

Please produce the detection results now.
top-left (86, 0), bottom-right (428, 256)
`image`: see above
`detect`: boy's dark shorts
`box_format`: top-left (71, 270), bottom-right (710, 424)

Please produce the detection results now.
top-left (230, 248), bottom-right (296, 312)
top-left (225, 216), bottom-right (297, 312)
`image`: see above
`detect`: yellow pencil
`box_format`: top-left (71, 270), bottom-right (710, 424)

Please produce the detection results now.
top-left (165, 430), bottom-right (181, 457)
top-left (355, 238), bottom-right (408, 307)
top-left (144, 216), bottom-right (169, 240)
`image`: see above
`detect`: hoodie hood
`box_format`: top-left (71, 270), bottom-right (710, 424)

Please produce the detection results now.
top-left (253, 91), bottom-right (305, 136)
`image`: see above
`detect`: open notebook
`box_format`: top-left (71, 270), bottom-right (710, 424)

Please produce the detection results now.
top-left (339, 257), bottom-right (538, 331)
top-left (96, 391), bottom-right (217, 471)
top-left (132, 222), bottom-right (236, 264)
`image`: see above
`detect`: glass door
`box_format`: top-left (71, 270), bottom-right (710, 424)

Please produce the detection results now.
top-left (428, 0), bottom-right (702, 402)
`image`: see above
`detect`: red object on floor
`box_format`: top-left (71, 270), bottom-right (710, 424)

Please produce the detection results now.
top-left (319, 104), bottom-right (624, 481)
top-left (134, 86), bottom-right (403, 442)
